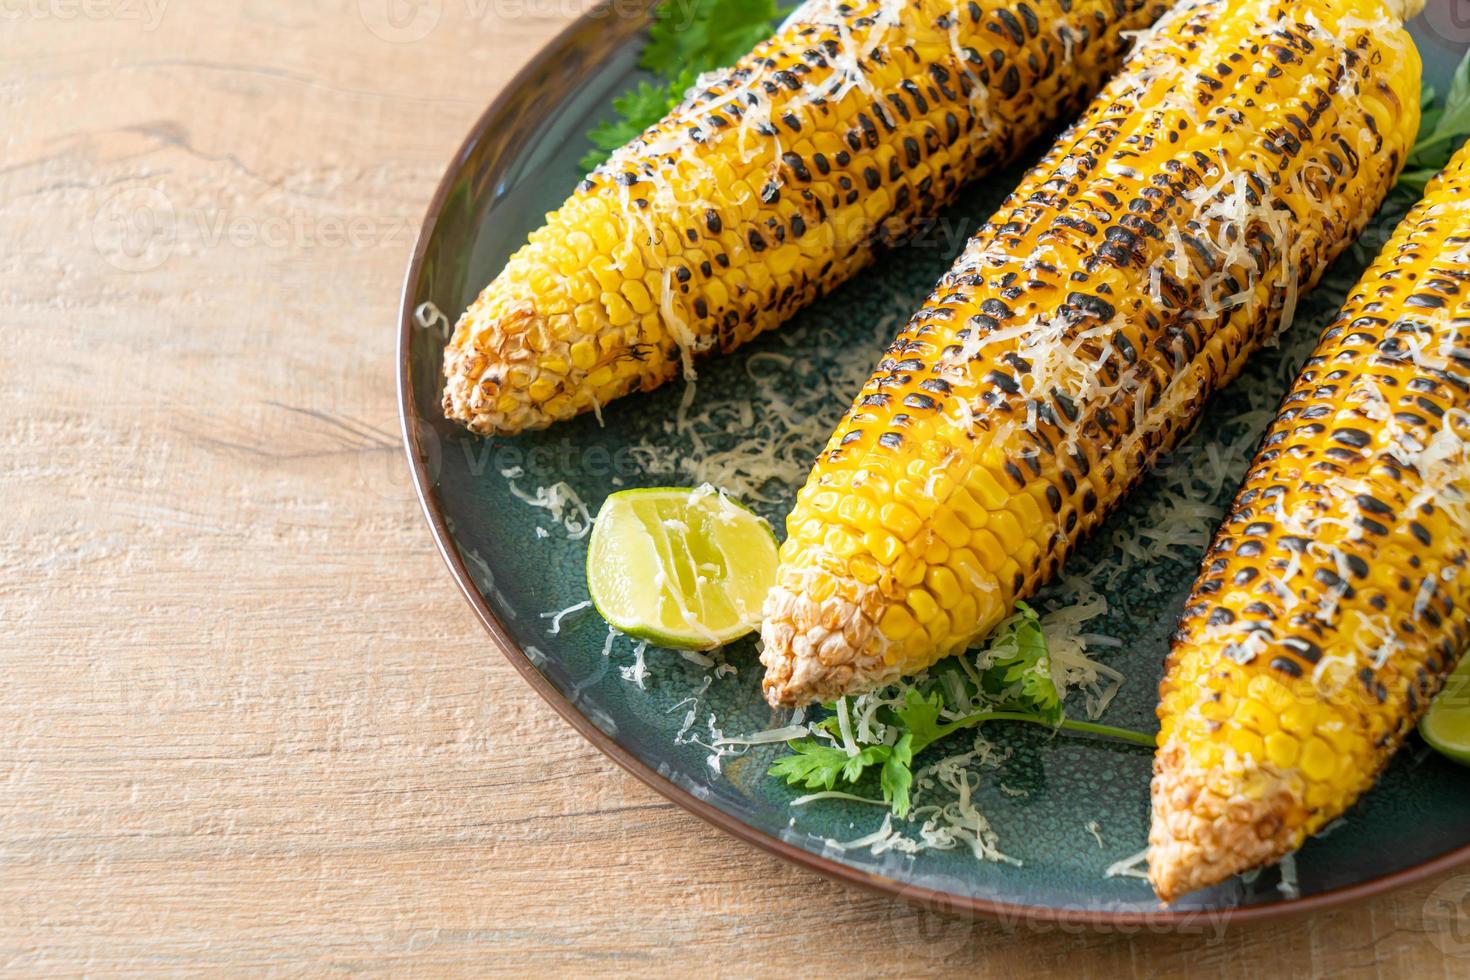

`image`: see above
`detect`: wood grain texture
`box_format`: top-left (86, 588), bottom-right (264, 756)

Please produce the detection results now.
top-left (3, 0), bottom-right (1469, 973)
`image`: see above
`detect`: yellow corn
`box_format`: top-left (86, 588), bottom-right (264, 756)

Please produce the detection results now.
top-left (760, 0), bottom-right (1423, 708)
top-left (442, 0), bottom-right (1172, 435)
top-left (1149, 141), bottom-right (1470, 904)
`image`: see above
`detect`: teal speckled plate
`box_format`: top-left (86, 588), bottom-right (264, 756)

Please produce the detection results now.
top-left (399, 1), bottom-right (1470, 925)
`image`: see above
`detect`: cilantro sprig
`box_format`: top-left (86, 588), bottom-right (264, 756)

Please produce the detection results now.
top-left (770, 603), bottom-right (1154, 818)
top-left (1399, 50), bottom-right (1470, 194)
top-left (579, 0), bottom-right (790, 172)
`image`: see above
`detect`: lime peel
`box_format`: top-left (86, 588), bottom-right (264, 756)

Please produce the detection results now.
top-left (1421, 655), bottom-right (1470, 768)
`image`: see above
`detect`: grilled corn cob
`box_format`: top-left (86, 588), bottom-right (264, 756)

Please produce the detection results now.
top-left (1150, 142), bottom-right (1470, 904)
top-left (442, 0), bottom-right (1171, 435)
top-left (760, 0), bottom-right (1424, 708)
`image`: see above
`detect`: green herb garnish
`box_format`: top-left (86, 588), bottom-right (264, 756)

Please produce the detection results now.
top-left (770, 603), bottom-right (1154, 818)
top-left (578, 0), bottom-right (789, 172)
top-left (1399, 50), bottom-right (1470, 194)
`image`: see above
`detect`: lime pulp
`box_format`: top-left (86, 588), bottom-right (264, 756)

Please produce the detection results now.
top-left (586, 487), bottom-right (779, 651)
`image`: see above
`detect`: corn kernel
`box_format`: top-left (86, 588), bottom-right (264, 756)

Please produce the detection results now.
top-left (969, 468), bottom-right (1009, 510)
top-left (1230, 730), bottom-right (1265, 762)
top-left (569, 341), bottom-right (598, 371)
top-left (892, 553), bottom-right (927, 588)
top-left (922, 536), bottom-right (949, 566)
top-left (881, 604), bottom-right (919, 641)
top-left (1280, 704), bottom-right (1314, 736)
top-left (1298, 738), bottom-right (1337, 782)
top-left (564, 230), bottom-right (594, 263)
top-left (768, 244), bottom-right (801, 276)
top-left (907, 588), bottom-right (939, 625)
top-left (823, 526), bottom-right (859, 558)
top-left (933, 508), bottom-right (971, 549)
top-left (588, 255), bottom-right (620, 292)
top-left (988, 508), bottom-right (1024, 554)
top-left (849, 555), bottom-right (881, 586)
top-left (602, 292), bottom-right (634, 327)
top-left (880, 502), bottom-right (922, 541)
top-left (622, 279), bottom-right (654, 315)
top-left (1234, 699), bottom-right (1276, 735)
top-left (948, 486), bottom-right (988, 528)
top-left (864, 529), bottom-right (903, 567)
top-left (926, 566), bottom-right (962, 607)
top-left (1264, 732), bottom-right (1300, 769)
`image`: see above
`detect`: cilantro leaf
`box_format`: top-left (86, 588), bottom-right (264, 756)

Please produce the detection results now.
top-left (578, 79), bottom-right (684, 172)
top-left (580, 0), bottom-right (788, 171)
top-left (1401, 50), bottom-right (1470, 192)
top-left (892, 688), bottom-right (949, 753)
top-left (880, 733), bottom-right (915, 817)
top-left (976, 601), bottom-right (1062, 718)
top-left (771, 602), bottom-right (1152, 819)
top-left (768, 740), bottom-right (889, 791)
top-left (644, 0), bottom-right (782, 79)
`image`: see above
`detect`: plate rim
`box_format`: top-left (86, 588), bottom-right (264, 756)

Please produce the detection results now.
top-left (396, 1), bottom-right (1470, 927)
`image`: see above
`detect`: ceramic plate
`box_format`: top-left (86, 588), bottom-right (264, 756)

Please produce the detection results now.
top-left (399, 1), bottom-right (1470, 924)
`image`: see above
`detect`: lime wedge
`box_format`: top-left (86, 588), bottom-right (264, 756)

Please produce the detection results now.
top-left (586, 487), bottom-right (779, 650)
top-left (1421, 656), bottom-right (1470, 767)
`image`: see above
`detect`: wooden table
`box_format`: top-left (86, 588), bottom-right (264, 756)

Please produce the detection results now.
top-left (4, 1), bottom-right (1468, 973)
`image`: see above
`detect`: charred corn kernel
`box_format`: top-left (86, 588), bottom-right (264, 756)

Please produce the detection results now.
top-left (1149, 109), bottom-right (1470, 911)
top-left (442, 0), bottom-right (1172, 436)
top-left (761, 0), bottom-right (1421, 711)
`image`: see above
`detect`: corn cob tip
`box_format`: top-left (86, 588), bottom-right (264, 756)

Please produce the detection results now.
top-left (759, 581), bottom-right (898, 708)
top-left (441, 297), bottom-right (572, 436)
top-left (1147, 743), bottom-right (1305, 903)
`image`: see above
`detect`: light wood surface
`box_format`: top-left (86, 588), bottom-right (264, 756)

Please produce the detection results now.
top-left (4, 1), bottom-right (1470, 974)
